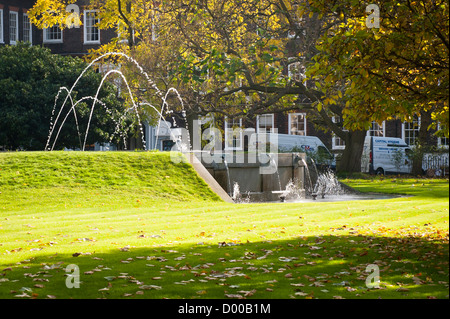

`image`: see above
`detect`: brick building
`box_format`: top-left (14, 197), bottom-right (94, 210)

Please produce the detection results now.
top-left (0, 0), bottom-right (115, 56)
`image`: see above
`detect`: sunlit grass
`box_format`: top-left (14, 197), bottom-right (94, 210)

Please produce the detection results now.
top-left (0, 152), bottom-right (448, 299)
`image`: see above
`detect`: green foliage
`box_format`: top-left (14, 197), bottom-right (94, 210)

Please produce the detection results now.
top-left (305, 0), bottom-right (449, 136)
top-left (0, 43), bottom-right (123, 150)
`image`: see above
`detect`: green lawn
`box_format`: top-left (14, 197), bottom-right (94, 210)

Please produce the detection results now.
top-left (0, 151), bottom-right (448, 299)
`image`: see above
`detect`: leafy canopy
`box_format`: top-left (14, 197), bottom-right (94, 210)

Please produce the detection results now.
top-left (28, 0), bottom-right (449, 138)
top-left (0, 43), bottom-right (124, 150)
top-left (305, 0), bottom-right (449, 136)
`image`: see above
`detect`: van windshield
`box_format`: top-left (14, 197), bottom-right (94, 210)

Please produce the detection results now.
top-left (317, 146), bottom-right (334, 160)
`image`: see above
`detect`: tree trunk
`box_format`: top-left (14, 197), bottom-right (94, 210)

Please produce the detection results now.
top-left (411, 110), bottom-right (432, 175)
top-left (337, 130), bottom-right (367, 173)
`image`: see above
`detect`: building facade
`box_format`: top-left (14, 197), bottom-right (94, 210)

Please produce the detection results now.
top-left (0, 0), bottom-right (115, 57)
top-left (221, 112), bottom-right (448, 154)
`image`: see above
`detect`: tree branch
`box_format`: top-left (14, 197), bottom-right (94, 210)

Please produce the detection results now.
top-left (117, 0), bottom-right (133, 48)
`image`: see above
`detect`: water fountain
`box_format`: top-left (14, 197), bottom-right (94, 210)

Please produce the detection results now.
top-left (200, 152), bottom-right (307, 202)
top-left (270, 154), bottom-right (282, 192)
top-left (46, 52), bottom-right (189, 152)
top-left (222, 154), bottom-right (232, 197)
top-left (300, 157), bottom-right (314, 195)
top-left (46, 51), bottom-right (402, 205)
top-left (231, 182), bottom-right (250, 204)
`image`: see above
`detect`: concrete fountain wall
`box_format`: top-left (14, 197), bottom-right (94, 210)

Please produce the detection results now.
top-left (195, 152), bottom-right (307, 202)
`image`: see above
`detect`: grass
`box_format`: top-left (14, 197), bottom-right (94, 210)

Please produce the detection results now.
top-left (0, 151), bottom-right (448, 300)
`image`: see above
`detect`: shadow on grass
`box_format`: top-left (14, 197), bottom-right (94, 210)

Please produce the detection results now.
top-left (1, 234), bottom-right (448, 300)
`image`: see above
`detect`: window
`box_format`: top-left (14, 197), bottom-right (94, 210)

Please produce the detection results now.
top-left (438, 135), bottom-right (449, 149)
top-left (257, 114), bottom-right (274, 133)
top-left (23, 13), bottom-right (32, 44)
top-left (289, 113), bottom-right (307, 136)
top-left (0, 9), bottom-right (4, 43)
top-left (9, 11), bottom-right (18, 44)
top-left (368, 121), bottom-right (385, 137)
top-left (403, 116), bottom-right (420, 146)
top-left (44, 25), bottom-right (63, 43)
top-left (437, 123), bottom-right (448, 149)
top-left (332, 116), bottom-right (347, 150)
top-left (84, 10), bottom-right (100, 44)
top-left (288, 61), bottom-right (305, 83)
top-left (224, 118), bottom-right (243, 150)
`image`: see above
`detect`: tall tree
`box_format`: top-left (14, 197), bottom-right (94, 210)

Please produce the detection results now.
top-left (304, 0), bottom-right (449, 173)
top-left (29, 0), bottom-right (449, 173)
top-left (0, 43), bottom-right (125, 150)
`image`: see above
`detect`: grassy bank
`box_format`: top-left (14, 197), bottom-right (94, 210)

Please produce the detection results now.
top-left (0, 152), bottom-right (448, 299)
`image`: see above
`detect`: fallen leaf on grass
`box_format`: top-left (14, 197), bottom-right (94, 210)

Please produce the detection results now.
top-left (139, 285), bottom-right (162, 290)
top-left (237, 289), bottom-right (257, 297)
top-left (294, 292), bottom-right (308, 296)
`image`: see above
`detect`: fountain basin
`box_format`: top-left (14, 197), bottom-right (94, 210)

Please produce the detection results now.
top-left (195, 152), bottom-right (306, 201)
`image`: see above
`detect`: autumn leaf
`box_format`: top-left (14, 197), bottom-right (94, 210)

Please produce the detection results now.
top-left (225, 294), bottom-right (244, 299)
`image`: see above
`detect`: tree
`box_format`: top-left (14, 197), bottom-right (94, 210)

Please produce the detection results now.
top-left (0, 43), bottom-right (124, 150)
top-left (29, 0), bottom-right (448, 173)
top-left (304, 0), bottom-right (449, 173)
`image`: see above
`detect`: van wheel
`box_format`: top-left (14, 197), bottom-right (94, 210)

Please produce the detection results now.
top-left (376, 168), bottom-right (384, 176)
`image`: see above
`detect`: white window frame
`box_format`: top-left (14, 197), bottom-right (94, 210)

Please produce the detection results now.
top-left (288, 113), bottom-right (307, 136)
top-left (332, 116), bottom-right (347, 150)
top-left (43, 25), bottom-right (63, 43)
top-left (23, 13), bottom-right (32, 44)
top-left (224, 117), bottom-right (243, 151)
top-left (367, 121), bottom-right (385, 137)
top-left (83, 10), bottom-right (100, 44)
top-left (402, 116), bottom-right (421, 146)
top-left (9, 11), bottom-right (18, 45)
top-left (437, 135), bottom-right (449, 149)
top-left (256, 114), bottom-right (275, 133)
top-left (0, 9), bottom-right (4, 43)
top-left (437, 123), bottom-right (448, 149)
top-left (287, 60), bottom-right (306, 83)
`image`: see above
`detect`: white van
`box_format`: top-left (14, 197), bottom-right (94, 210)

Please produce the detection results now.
top-left (361, 136), bottom-right (412, 175)
top-left (256, 133), bottom-right (336, 170)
